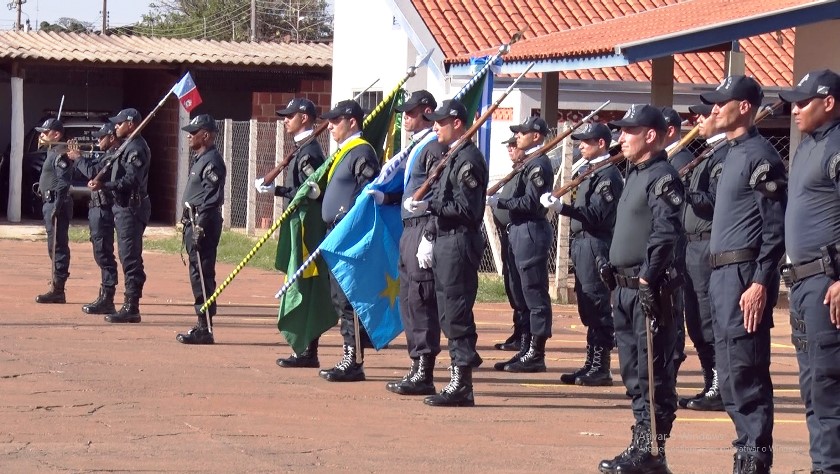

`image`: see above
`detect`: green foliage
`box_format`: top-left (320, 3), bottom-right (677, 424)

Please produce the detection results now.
top-left (476, 274), bottom-right (508, 303)
top-left (39, 17), bottom-right (95, 33)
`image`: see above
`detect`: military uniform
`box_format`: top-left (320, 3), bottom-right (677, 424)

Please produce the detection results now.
top-left (177, 116), bottom-right (227, 345)
top-left (74, 126), bottom-right (119, 314)
top-left (780, 69), bottom-right (840, 474)
top-left (318, 117), bottom-right (380, 382)
top-left (35, 119), bottom-right (74, 304)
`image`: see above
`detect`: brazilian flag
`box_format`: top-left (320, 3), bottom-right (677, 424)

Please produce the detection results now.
top-left (362, 89), bottom-right (404, 161)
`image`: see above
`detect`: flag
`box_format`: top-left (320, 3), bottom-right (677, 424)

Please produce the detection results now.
top-left (362, 88), bottom-right (404, 160)
top-left (468, 56), bottom-right (498, 162)
top-left (171, 72), bottom-right (202, 113)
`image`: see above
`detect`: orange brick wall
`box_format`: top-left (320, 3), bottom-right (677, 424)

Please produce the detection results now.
top-left (251, 78), bottom-right (332, 122)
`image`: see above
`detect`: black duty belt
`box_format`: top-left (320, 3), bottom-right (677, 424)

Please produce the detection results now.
top-left (437, 225), bottom-right (479, 236)
top-left (614, 265), bottom-right (641, 289)
top-left (403, 216), bottom-right (430, 228)
top-left (41, 190), bottom-right (57, 203)
top-left (686, 231), bottom-right (711, 242)
top-left (709, 248), bottom-right (758, 269)
top-left (781, 258), bottom-right (831, 287)
top-left (89, 191), bottom-right (113, 208)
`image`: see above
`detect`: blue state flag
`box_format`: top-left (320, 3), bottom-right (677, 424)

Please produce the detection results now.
top-left (318, 180), bottom-right (404, 350)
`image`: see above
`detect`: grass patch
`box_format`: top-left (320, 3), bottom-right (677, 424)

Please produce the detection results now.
top-left (476, 273), bottom-right (507, 303)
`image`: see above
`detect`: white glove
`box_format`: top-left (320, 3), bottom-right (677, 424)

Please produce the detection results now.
top-left (403, 197), bottom-right (429, 215)
top-left (540, 192), bottom-right (564, 212)
top-left (254, 178), bottom-right (275, 194)
top-left (486, 194), bottom-right (500, 208)
top-left (416, 236), bottom-right (434, 269)
top-left (366, 189), bottom-right (385, 205)
top-left (306, 182), bottom-right (321, 200)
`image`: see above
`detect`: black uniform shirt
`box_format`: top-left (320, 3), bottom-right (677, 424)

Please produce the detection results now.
top-left (496, 152), bottom-right (553, 222)
top-left (609, 151), bottom-right (684, 283)
top-left (106, 135), bottom-right (151, 197)
top-left (559, 155), bottom-right (623, 239)
top-left (428, 140), bottom-right (488, 232)
top-left (710, 126), bottom-right (786, 287)
top-left (321, 134), bottom-right (379, 224)
top-left (785, 119), bottom-right (840, 264)
top-left (278, 131), bottom-right (326, 199)
top-left (182, 144), bottom-right (226, 216)
top-left (668, 147), bottom-right (695, 176)
top-left (683, 141), bottom-right (727, 234)
top-left (38, 146), bottom-right (74, 201)
top-left (402, 129), bottom-right (446, 220)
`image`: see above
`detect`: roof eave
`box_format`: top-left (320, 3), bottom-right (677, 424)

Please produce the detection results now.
top-left (447, 53), bottom-right (630, 76)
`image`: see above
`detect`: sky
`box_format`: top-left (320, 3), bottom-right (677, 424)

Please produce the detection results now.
top-left (0, 0), bottom-right (151, 31)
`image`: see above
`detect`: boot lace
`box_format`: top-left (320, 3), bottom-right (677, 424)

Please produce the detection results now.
top-left (441, 366), bottom-right (462, 394)
top-left (334, 346), bottom-right (355, 371)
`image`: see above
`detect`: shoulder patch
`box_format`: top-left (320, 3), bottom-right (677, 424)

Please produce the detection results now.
top-left (749, 162), bottom-right (771, 188)
top-left (299, 154), bottom-right (315, 176)
top-left (595, 180), bottom-right (614, 202)
top-left (710, 162), bottom-right (724, 179)
top-left (829, 152), bottom-right (840, 181)
top-left (354, 156), bottom-right (376, 179)
top-left (527, 166), bottom-right (545, 188)
top-left (654, 173), bottom-right (683, 206)
top-left (126, 151), bottom-right (143, 168)
top-left (202, 166), bottom-right (220, 184)
top-left (653, 174), bottom-right (673, 196)
top-left (56, 155), bottom-right (69, 169)
top-left (458, 161), bottom-right (479, 189)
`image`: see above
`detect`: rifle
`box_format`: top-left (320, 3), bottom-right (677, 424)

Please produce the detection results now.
top-left (486, 100), bottom-right (611, 196)
top-left (667, 122), bottom-right (701, 159)
top-left (411, 62), bottom-right (535, 201)
top-left (678, 100), bottom-right (783, 178)
top-left (257, 77), bottom-right (384, 187)
top-left (551, 151), bottom-right (625, 198)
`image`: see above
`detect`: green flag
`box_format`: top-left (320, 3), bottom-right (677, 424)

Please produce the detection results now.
top-left (459, 73), bottom-right (488, 127)
top-left (275, 197), bottom-right (335, 354)
top-left (362, 89), bottom-right (404, 160)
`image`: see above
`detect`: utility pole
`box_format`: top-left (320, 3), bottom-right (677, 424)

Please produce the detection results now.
top-left (250, 0), bottom-right (256, 42)
top-left (101, 0), bottom-right (107, 33)
top-left (11, 0), bottom-right (26, 31)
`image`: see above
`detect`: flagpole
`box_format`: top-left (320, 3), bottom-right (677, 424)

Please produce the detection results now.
top-left (198, 51), bottom-right (434, 314)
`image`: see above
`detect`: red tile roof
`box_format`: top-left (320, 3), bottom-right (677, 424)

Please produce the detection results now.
top-left (410, 0), bottom-right (798, 86)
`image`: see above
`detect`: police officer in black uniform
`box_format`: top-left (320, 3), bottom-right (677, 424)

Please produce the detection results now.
top-left (779, 69), bottom-right (840, 474)
top-left (34, 118), bottom-right (74, 304)
top-left (542, 122), bottom-right (623, 386)
top-left (493, 135), bottom-right (527, 352)
top-left (487, 116), bottom-right (553, 373)
top-left (175, 115), bottom-right (227, 345)
top-left (662, 107), bottom-right (692, 375)
top-left (679, 104), bottom-right (726, 412)
top-left (371, 90), bottom-right (445, 395)
top-left (317, 99), bottom-right (380, 382)
top-left (597, 104), bottom-right (683, 474)
top-left (99, 108), bottom-right (152, 324)
top-left (255, 98), bottom-right (326, 366)
top-left (701, 75), bottom-right (786, 474)
top-left (404, 99), bottom-right (488, 407)
top-left (70, 122), bottom-right (120, 314)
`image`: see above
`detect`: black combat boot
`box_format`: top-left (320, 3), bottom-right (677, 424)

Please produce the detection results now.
top-left (82, 286), bottom-right (116, 314)
top-left (504, 335), bottom-right (547, 373)
top-left (576, 346), bottom-right (613, 386)
top-left (494, 333), bottom-right (530, 371)
top-left (686, 368), bottom-right (724, 411)
top-left (599, 424), bottom-right (644, 473)
top-left (613, 425), bottom-right (671, 474)
top-left (386, 358), bottom-right (419, 393)
top-left (104, 295), bottom-right (141, 323)
top-left (320, 344), bottom-right (365, 382)
top-left (560, 344), bottom-right (593, 384)
top-left (35, 280), bottom-right (66, 304)
top-left (392, 354), bottom-right (436, 395)
top-left (277, 338), bottom-right (320, 368)
top-left (176, 325), bottom-right (214, 345)
top-left (733, 452), bottom-right (771, 474)
top-left (679, 363), bottom-right (713, 408)
top-left (424, 365), bottom-right (474, 407)
top-left (494, 325), bottom-right (521, 351)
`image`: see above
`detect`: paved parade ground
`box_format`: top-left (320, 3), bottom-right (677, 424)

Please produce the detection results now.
top-left (0, 236), bottom-right (810, 472)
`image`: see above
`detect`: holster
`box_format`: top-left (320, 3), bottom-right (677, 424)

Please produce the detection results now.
top-left (597, 257), bottom-right (617, 291)
top-left (821, 243), bottom-right (840, 279)
top-left (89, 190), bottom-right (113, 208)
top-left (42, 189), bottom-right (57, 203)
top-left (653, 268), bottom-right (684, 328)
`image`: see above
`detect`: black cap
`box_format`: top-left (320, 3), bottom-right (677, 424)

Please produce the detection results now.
top-left (510, 116), bottom-right (549, 135)
top-left (423, 99), bottom-right (468, 123)
top-left (571, 122), bottom-right (612, 144)
top-left (321, 99), bottom-right (364, 122)
top-left (35, 118), bottom-right (64, 133)
top-left (688, 104), bottom-right (714, 117)
top-left (181, 114), bottom-right (219, 133)
top-left (609, 104), bottom-right (668, 132)
top-left (502, 135), bottom-right (517, 146)
top-left (779, 69), bottom-right (840, 103)
top-left (700, 75), bottom-right (763, 107)
top-left (109, 108), bottom-right (142, 124)
top-left (661, 107), bottom-right (683, 128)
top-left (91, 122), bottom-right (116, 138)
top-left (396, 90), bottom-right (437, 113)
top-left (276, 98), bottom-right (317, 118)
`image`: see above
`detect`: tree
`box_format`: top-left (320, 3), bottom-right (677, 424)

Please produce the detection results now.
top-left (39, 17), bottom-right (95, 33)
top-left (135, 0), bottom-right (332, 42)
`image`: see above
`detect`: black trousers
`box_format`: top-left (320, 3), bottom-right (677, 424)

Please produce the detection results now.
top-left (571, 236), bottom-right (614, 349)
top-left (495, 219), bottom-right (528, 334)
top-left (506, 220), bottom-right (553, 338)
top-left (88, 205), bottom-right (117, 288)
top-left (710, 262), bottom-right (776, 465)
top-left (113, 198), bottom-right (150, 298)
top-left (433, 230), bottom-right (483, 367)
top-left (184, 210), bottom-right (222, 324)
top-left (673, 235), bottom-right (687, 366)
top-left (684, 239), bottom-right (715, 368)
top-left (398, 218), bottom-right (441, 358)
top-left (613, 285), bottom-right (678, 436)
top-left (790, 274), bottom-right (840, 473)
top-left (42, 197), bottom-right (72, 283)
